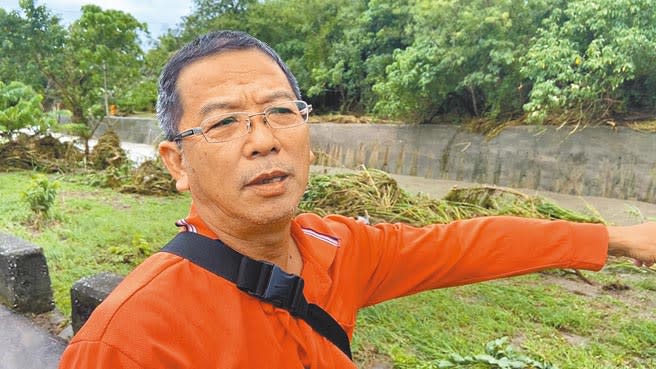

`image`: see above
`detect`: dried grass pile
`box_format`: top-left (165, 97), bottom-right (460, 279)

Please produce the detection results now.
top-left (120, 159), bottom-right (176, 196)
top-left (299, 169), bottom-right (604, 226)
top-left (90, 130), bottom-right (127, 170)
top-left (629, 120), bottom-right (656, 133)
top-left (0, 134), bottom-right (82, 172)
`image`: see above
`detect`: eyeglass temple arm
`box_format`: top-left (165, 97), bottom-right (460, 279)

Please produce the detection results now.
top-left (174, 127), bottom-right (203, 141)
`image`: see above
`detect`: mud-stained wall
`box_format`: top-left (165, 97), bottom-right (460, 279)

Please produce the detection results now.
top-left (309, 124), bottom-right (656, 203)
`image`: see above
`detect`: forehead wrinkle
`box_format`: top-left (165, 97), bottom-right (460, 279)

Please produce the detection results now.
top-left (199, 89), bottom-right (296, 118)
top-left (177, 50), bottom-right (296, 124)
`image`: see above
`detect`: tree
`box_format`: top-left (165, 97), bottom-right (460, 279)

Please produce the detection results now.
top-left (1, 2), bottom-right (147, 154)
top-left (0, 80), bottom-right (57, 137)
top-left (373, 0), bottom-right (556, 123)
top-left (47, 5), bottom-right (147, 154)
top-left (521, 0), bottom-right (656, 124)
top-left (135, 0), bottom-right (656, 124)
top-left (307, 0), bottom-right (413, 113)
top-left (150, 0), bottom-right (410, 115)
top-left (0, 0), bottom-right (66, 98)
top-left (179, 0), bottom-right (256, 40)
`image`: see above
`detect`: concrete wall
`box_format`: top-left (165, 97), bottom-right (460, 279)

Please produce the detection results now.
top-left (310, 124), bottom-right (656, 203)
top-left (96, 117), bottom-right (162, 146)
top-left (100, 118), bottom-right (656, 203)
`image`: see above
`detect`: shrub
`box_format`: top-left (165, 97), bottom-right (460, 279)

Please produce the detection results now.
top-left (21, 174), bottom-right (59, 220)
top-left (0, 81), bottom-right (58, 136)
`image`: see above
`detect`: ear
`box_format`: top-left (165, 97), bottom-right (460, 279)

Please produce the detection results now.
top-left (159, 141), bottom-right (190, 192)
top-left (309, 149), bottom-right (316, 164)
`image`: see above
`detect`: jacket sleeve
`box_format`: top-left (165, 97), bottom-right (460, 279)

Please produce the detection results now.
top-left (58, 340), bottom-right (144, 369)
top-left (333, 215), bottom-right (608, 308)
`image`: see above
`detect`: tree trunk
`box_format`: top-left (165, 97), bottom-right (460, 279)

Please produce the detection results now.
top-left (469, 85), bottom-right (479, 117)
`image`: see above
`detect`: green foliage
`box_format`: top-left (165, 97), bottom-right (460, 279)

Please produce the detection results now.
top-left (373, 0), bottom-right (551, 123)
top-left (0, 1), bottom-right (66, 91)
top-left (0, 1), bottom-right (147, 134)
top-left (388, 337), bottom-right (557, 368)
top-left (437, 337), bottom-right (557, 368)
top-left (61, 5), bottom-right (148, 124)
top-left (84, 164), bottom-right (132, 189)
top-left (521, 0), bottom-right (656, 124)
top-left (106, 234), bottom-right (157, 264)
top-left (0, 80), bottom-right (57, 135)
top-left (4, 0), bottom-right (656, 126)
top-left (55, 122), bottom-right (88, 137)
top-left (307, 0), bottom-right (412, 113)
top-left (168, 0), bottom-right (410, 114)
top-left (115, 78), bottom-right (157, 113)
top-left (181, 0), bottom-right (256, 36)
top-left (21, 174), bottom-right (59, 219)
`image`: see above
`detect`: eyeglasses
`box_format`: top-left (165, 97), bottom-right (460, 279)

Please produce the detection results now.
top-left (172, 100), bottom-right (312, 143)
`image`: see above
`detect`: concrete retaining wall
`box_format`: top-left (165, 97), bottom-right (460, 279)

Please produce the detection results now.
top-left (100, 117), bottom-right (656, 203)
top-left (96, 117), bottom-right (162, 146)
top-left (310, 124), bottom-right (656, 203)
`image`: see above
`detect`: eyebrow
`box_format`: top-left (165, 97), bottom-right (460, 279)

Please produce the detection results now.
top-left (265, 90), bottom-right (296, 101)
top-left (198, 91), bottom-right (297, 118)
top-left (199, 101), bottom-right (235, 118)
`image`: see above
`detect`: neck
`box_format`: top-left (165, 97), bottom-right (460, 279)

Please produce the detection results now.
top-left (208, 219), bottom-right (302, 275)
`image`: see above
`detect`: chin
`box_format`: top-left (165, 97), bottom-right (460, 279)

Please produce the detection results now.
top-left (247, 205), bottom-right (298, 226)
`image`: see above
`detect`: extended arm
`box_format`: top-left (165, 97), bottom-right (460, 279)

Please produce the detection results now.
top-left (607, 222), bottom-right (656, 267)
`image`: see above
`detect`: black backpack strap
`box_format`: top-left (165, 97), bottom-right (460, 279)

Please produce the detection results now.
top-left (160, 232), bottom-right (352, 359)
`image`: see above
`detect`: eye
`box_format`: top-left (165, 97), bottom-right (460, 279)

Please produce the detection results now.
top-left (268, 106), bottom-right (295, 115)
top-left (208, 115), bottom-right (239, 129)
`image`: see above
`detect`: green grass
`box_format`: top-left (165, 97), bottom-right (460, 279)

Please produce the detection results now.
top-left (1, 170), bottom-right (655, 368)
top-left (353, 275), bottom-right (656, 368)
top-left (0, 170), bottom-right (189, 314)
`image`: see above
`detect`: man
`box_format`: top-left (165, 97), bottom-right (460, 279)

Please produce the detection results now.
top-left (58, 30), bottom-right (656, 368)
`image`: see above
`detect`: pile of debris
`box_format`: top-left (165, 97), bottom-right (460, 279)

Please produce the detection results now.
top-left (89, 130), bottom-right (127, 170)
top-left (120, 159), bottom-right (176, 196)
top-left (299, 168), bottom-right (604, 226)
top-left (0, 134), bottom-right (82, 172)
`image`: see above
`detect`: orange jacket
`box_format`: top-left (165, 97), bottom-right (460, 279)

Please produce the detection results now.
top-left (58, 212), bottom-right (608, 368)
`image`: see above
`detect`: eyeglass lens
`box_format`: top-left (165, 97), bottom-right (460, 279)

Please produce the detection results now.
top-left (201, 101), bottom-right (309, 143)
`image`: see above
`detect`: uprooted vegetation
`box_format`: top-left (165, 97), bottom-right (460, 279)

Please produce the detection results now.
top-left (0, 134), bottom-right (82, 172)
top-left (299, 169), bottom-right (604, 226)
top-left (1, 131), bottom-right (609, 224)
top-left (0, 131), bottom-right (176, 196)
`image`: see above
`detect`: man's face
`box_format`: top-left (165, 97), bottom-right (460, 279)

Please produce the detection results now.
top-left (160, 48), bottom-right (313, 233)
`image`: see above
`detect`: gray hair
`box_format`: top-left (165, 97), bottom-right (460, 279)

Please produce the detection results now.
top-left (156, 30), bottom-right (302, 141)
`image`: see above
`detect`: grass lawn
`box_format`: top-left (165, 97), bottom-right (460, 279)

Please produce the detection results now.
top-left (1, 170), bottom-right (655, 368)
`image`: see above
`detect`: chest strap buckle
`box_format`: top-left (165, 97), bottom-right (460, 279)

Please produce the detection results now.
top-left (236, 257), bottom-right (307, 316)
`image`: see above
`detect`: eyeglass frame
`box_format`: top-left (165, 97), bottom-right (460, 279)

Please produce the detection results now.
top-left (171, 100), bottom-right (312, 143)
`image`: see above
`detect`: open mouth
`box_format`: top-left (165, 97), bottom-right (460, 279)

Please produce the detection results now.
top-left (246, 170), bottom-right (290, 187)
top-left (255, 175), bottom-right (288, 185)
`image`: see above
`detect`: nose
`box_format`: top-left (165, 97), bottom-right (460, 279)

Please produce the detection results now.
top-left (243, 113), bottom-right (280, 158)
